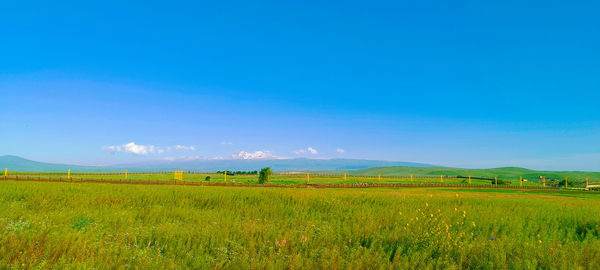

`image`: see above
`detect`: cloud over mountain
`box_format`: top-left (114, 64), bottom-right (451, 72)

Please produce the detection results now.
top-left (103, 142), bottom-right (195, 156)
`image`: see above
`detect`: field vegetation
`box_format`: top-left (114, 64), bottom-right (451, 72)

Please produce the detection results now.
top-left (4, 170), bottom-right (579, 188)
top-left (324, 166), bottom-right (598, 186)
top-left (1, 181), bottom-right (600, 268)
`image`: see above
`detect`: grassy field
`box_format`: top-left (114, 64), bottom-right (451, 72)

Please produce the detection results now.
top-left (321, 166), bottom-right (599, 186)
top-left (4, 171), bottom-right (562, 187)
top-left (1, 181), bottom-right (600, 269)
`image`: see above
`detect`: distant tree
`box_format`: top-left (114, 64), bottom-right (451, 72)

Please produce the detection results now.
top-left (205, 176), bottom-right (211, 181)
top-left (258, 167), bottom-right (272, 184)
top-left (492, 179), bottom-right (508, 185)
top-left (556, 178), bottom-right (575, 187)
top-left (217, 170), bottom-right (260, 175)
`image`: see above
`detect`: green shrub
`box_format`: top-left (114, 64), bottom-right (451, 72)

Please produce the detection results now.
top-left (205, 176), bottom-right (211, 181)
top-left (258, 167), bottom-right (272, 184)
top-left (491, 179), bottom-right (509, 185)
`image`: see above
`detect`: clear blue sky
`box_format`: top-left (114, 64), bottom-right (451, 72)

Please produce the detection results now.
top-left (1, 0), bottom-right (599, 170)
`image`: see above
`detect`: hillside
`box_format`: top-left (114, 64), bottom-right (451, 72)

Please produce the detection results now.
top-left (0, 155), bottom-right (102, 172)
top-left (0, 155), bottom-right (433, 172)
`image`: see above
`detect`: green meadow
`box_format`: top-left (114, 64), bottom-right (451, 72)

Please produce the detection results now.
top-left (1, 181), bottom-right (600, 269)
top-left (327, 166), bottom-right (598, 185)
top-left (4, 171), bottom-right (560, 187)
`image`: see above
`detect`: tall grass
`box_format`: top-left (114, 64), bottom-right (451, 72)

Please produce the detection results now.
top-left (0, 181), bottom-right (599, 268)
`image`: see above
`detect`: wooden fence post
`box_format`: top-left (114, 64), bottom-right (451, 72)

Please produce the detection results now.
top-left (586, 176), bottom-right (589, 186)
top-left (520, 176), bottom-right (522, 187)
top-left (543, 176), bottom-right (546, 187)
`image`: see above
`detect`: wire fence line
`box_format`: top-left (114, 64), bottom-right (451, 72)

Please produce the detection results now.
top-left (0, 171), bottom-right (515, 179)
top-left (2, 169), bottom-right (595, 189)
top-left (0, 175), bottom-right (560, 190)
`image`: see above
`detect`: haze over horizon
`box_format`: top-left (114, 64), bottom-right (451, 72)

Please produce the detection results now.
top-left (1, 1), bottom-right (599, 171)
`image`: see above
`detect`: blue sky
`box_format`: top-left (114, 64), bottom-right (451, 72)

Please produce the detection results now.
top-left (1, 0), bottom-right (599, 170)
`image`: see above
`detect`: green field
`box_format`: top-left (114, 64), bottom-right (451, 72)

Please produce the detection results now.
top-left (6, 162), bottom-right (599, 188)
top-left (1, 180), bottom-right (600, 269)
top-left (336, 166), bottom-right (599, 181)
top-left (318, 166), bottom-right (598, 187)
top-left (3, 170), bottom-right (575, 187)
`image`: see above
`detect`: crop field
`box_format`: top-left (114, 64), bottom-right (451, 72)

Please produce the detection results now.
top-left (3, 171), bottom-right (569, 187)
top-left (1, 180), bottom-right (600, 269)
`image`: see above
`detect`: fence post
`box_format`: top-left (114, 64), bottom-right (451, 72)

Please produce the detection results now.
top-left (68, 169), bottom-right (71, 180)
top-left (543, 176), bottom-right (546, 187)
top-left (307, 172), bottom-right (310, 183)
top-left (440, 174), bottom-right (443, 183)
top-left (468, 175), bottom-right (471, 184)
top-left (125, 170), bottom-right (128, 180)
top-left (344, 172), bottom-right (347, 181)
top-left (586, 176), bottom-right (589, 186)
top-left (224, 171), bottom-right (227, 182)
top-left (378, 174), bottom-right (381, 182)
top-left (565, 176), bottom-right (568, 188)
top-left (495, 175), bottom-right (497, 186)
top-left (410, 174), bottom-right (414, 182)
top-left (520, 176), bottom-right (522, 187)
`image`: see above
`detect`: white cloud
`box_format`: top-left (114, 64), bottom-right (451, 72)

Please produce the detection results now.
top-left (336, 148), bottom-right (345, 153)
top-left (232, 151), bottom-right (278, 160)
top-left (102, 142), bottom-right (152, 155)
top-left (163, 156), bottom-right (203, 161)
top-left (163, 155), bottom-right (226, 161)
top-left (220, 141), bottom-right (233, 145)
top-left (103, 145), bottom-right (122, 153)
top-left (294, 147), bottom-right (318, 155)
top-left (174, 145), bottom-right (196, 151)
top-left (103, 142), bottom-right (196, 156)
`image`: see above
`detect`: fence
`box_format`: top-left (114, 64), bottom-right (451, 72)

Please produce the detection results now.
top-left (2, 168), bottom-right (593, 189)
top-left (0, 175), bottom-right (561, 190)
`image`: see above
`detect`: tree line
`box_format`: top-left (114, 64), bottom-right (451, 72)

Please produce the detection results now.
top-left (216, 170), bottom-right (258, 175)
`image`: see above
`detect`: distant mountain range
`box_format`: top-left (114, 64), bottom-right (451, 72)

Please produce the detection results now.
top-left (0, 155), bottom-right (434, 172)
top-left (0, 155), bottom-right (100, 172)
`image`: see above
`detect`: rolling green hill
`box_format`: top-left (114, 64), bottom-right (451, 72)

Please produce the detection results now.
top-left (0, 155), bottom-right (102, 172)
